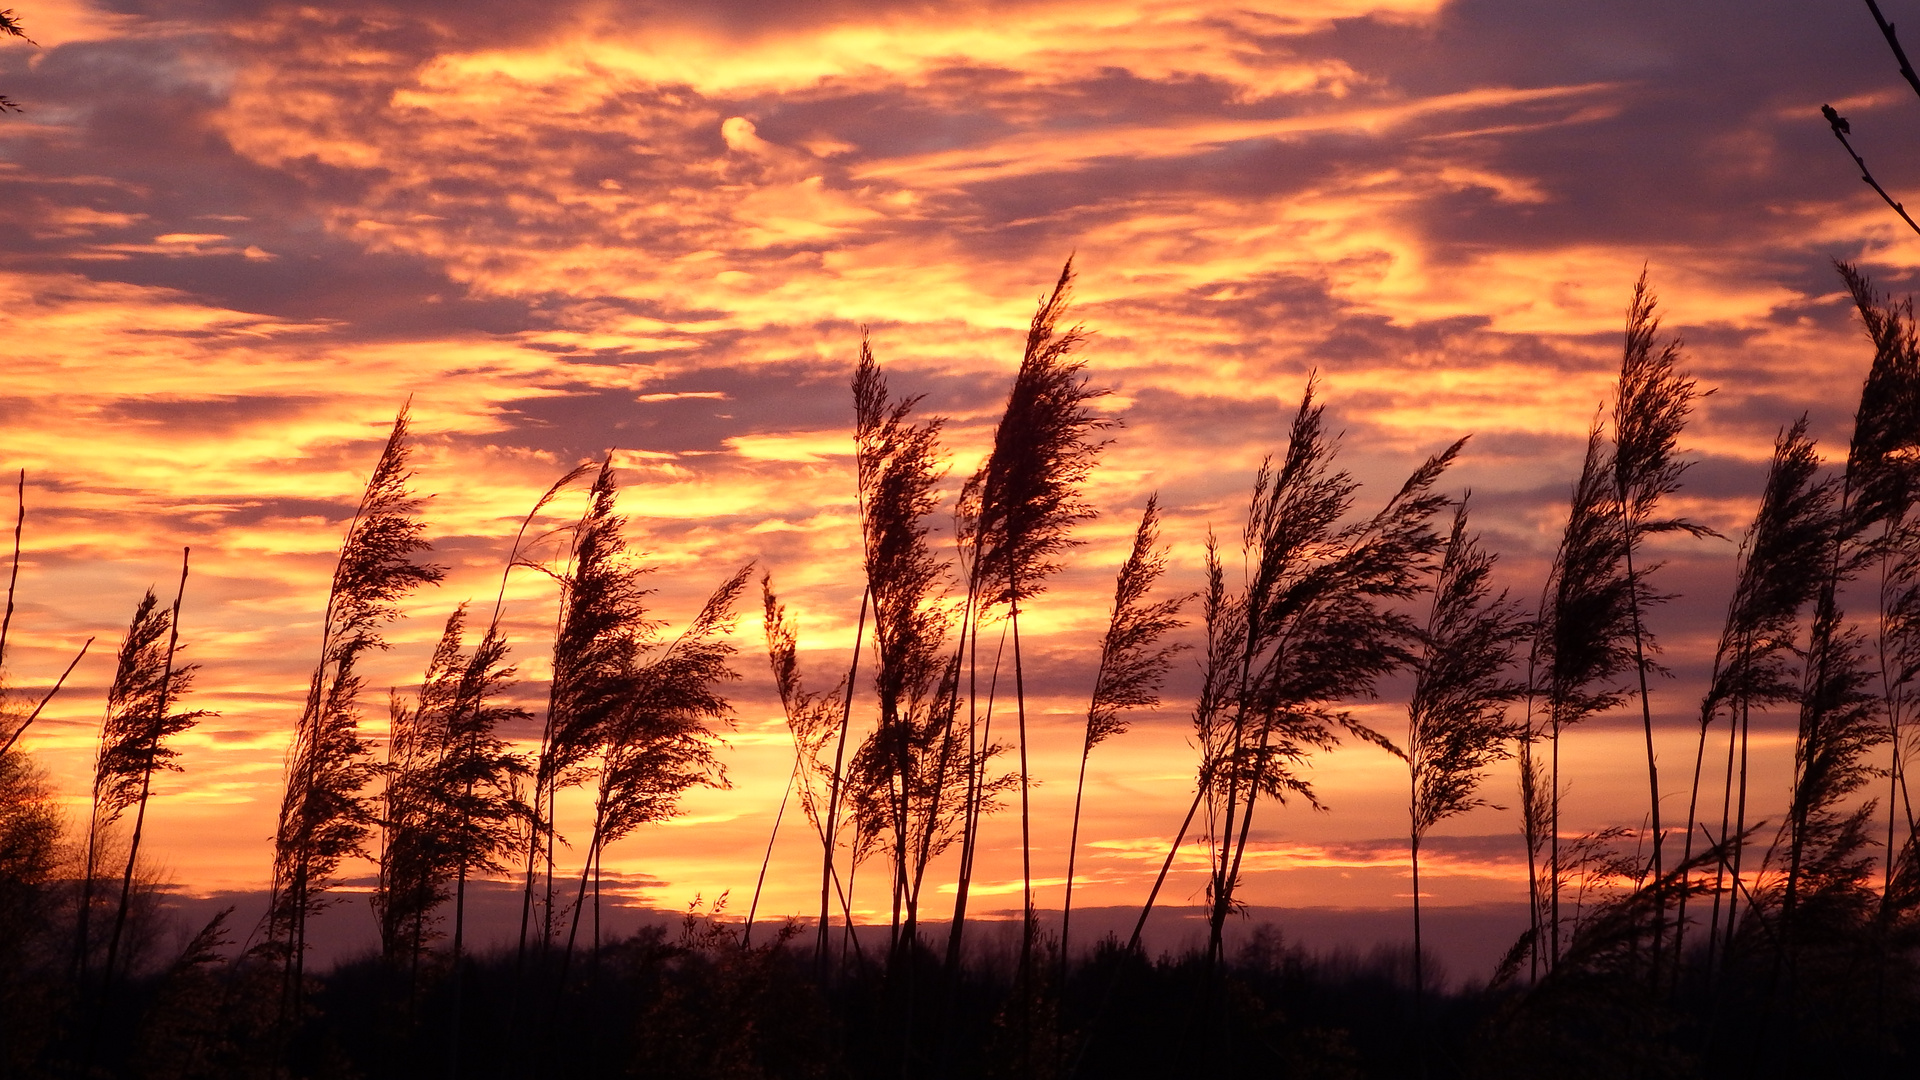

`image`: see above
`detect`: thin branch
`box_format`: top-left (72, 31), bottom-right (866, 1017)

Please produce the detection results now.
top-left (1865, 1), bottom-right (1920, 102)
top-left (0, 637), bottom-right (96, 757)
top-left (1822, 104), bottom-right (1920, 239)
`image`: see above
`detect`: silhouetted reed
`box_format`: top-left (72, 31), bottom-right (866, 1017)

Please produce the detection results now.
top-left (95, 552), bottom-right (205, 994)
top-left (1675, 419), bottom-right (1835, 971)
top-left (375, 605), bottom-right (529, 983)
top-left (1834, 264), bottom-right (1920, 911)
top-left (518, 457), bottom-right (650, 958)
top-left (270, 407), bottom-right (444, 1007)
top-left (1406, 500), bottom-right (1527, 1043)
top-left (751, 576), bottom-right (849, 946)
top-left (1059, 496), bottom-right (1185, 973)
top-left (1529, 424), bottom-right (1635, 968)
top-left (564, 562), bottom-right (749, 965)
top-left (844, 335), bottom-right (965, 959)
top-left (28, 266), bottom-right (1920, 1079)
top-left (1181, 377), bottom-right (1459, 963)
top-left (953, 258), bottom-right (1110, 973)
top-left (1611, 272), bottom-right (1714, 975)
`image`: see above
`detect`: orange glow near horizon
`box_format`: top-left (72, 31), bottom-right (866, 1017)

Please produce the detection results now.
top-left (1, 0), bottom-right (1915, 955)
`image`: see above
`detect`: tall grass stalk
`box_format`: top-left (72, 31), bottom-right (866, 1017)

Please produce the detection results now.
top-left (1611, 272), bottom-right (1713, 976)
top-left (1405, 502), bottom-right (1526, 1052)
top-left (1672, 421), bottom-right (1832, 971)
top-left (1193, 379), bottom-right (1457, 963)
top-left (1058, 497), bottom-right (1184, 976)
top-left (1775, 264), bottom-right (1920, 952)
top-left (561, 564), bottom-right (746, 973)
top-left (753, 576), bottom-right (845, 947)
top-left (104, 552), bottom-right (198, 995)
top-left (1532, 425), bottom-right (1636, 968)
top-left (965, 258), bottom-right (1109, 977)
top-left (1834, 266), bottom-right (1920, 908)
top-left (0, 470), bottom-right (19, 671)
top-left (518, 457), bottom-right (652, 961)
top-left (845, 334), bottom-right (959, 959)
top-left (80, 555), bottom-right (204, 985)
top-left (269, 407), bottom-right (443, 1009)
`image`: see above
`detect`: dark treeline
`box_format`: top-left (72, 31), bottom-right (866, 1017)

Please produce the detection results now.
top-left (6, 261), bottom-right (1920, 1078)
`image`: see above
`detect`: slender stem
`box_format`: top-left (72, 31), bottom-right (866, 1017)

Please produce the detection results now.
top-left (1519, 732), bottom-right (1540, 983)
top-left (1412, 829), bottom-right (1426, 1080)
top-left (1623, 537), bottom-right (1665, 980)
top-left (1673, 711), bottom-right (1711, 976)
top-left (104, 552), bottom-right (188, 987)
top-left (1059, 729), bottom-right (1094, 982)
top-left (1130, 782), bottom-right (1205, 952)
top-left (1010, 581), bottom-right (1034, 982)
top-left (0, 636), bottom-right (93, 759)
top-left (1724, 696), bottom-right (1753, 957)
top-left (1550, 709), bottom-right (1561, 968)
top-left (1824, 110), bottom-right (1920, 239)
top-left (1865, 1), bottom-right (1920, 102)
top-left (946, 610), bottom-right (996, 968)
top-left (0, 470), bottom-right (20, 671)
top-left (746, 757), bottom-right (798, 948)
top-left (819, 587), bottom-right (868, 971)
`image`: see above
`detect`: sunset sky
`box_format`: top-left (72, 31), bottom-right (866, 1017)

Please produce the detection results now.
top-left (3, 0), bottom-right (1918, 948)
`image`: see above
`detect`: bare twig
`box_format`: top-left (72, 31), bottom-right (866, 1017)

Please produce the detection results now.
top-left (0, 636), bottom-right (95, 757)
top-left (1866, 1), bottom-right (1920, 101)
top-left (1822, 104), bottom-right (1920, 239)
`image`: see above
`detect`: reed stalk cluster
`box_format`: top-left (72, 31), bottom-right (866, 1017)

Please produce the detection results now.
top-left (6, 264), bottom-right (1920, 1078)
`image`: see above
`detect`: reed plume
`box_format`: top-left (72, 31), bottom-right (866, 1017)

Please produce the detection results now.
top-left (376, 612), bottom-right (464, 966)
top-left (1781, 600), bottom-right (1884, 929)
top-left (845, 333), bottom-right (963, 957)
top-left (1775, 264), bottom-right (1920, 945)
top-left (1189, 378), bottom-right (1459, 963)
top-left (1611, 272), bottom-right (1713, 973)
top-left (375, 605), bottom-right (530, 978)
top-left (1836, 264), bottom-right (1920, 909)
top-left (566, 563), bottom-right (748, 964)
top-left (1059, 496), bottom-right (1186, 971)
top-left (79, 559), bottom-right (206, 986)
top-left (957, 257), bottom-right (1110, 972)
top-left (269, 407), bottom-right (443, 1006)
top-left (518, 457), bottom-right (654, 957)
top-left (1531, 424), bottom-right (1636, 967)
top-left (1407, 501), bottom-right (1527, 1014)
top-left (1671, 420), bottom-right (1835, 967)
top-left (750, 576), bottom-right (848, 945)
